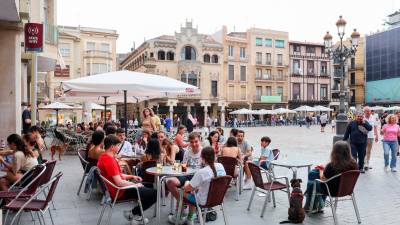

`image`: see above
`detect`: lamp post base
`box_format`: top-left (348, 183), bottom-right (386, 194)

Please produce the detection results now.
top-left (333, 112), bottom-right (348, 144)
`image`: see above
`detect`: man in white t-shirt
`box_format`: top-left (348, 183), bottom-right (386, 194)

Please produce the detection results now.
top-left (166, 132), bottom-right (202, 218)
top-left (237, 130), bottom-right (253, 189)
top-left (116, 128), bottom-right (134, 157)
top-left (364, 107), bottom-right (378, 171)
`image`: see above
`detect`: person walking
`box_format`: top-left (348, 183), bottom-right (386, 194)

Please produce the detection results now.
top-left (343, 111), bottom-right (372, 173)
top-left (381, 114), bottom-right (400, 172)
top-left (22, 104), bottom-right (32, 134)
top-left (320, 113), bottom-right (328, 132)
top-left (363, 107), bottom-right (379, 171)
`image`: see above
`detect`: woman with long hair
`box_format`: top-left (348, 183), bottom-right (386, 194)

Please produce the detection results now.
top-left (221, 137), bottom-right (241, 160)
top-left (304, 141), bottom-right (358, 211)
top-left (0, 133), bottom-right (38, 191)
top-left (141, 108), bottom-right (156, 132)
top-left (88, 130), bottom-right (105, 162)
top-left (161, 139), bottom-right (178, 165)
top-left (207, 131), bottom-right (220, 157)
top-left (182, 147), bottom-right (226, 224)
top-left (135, 129), bottom-right (150, 155)
top-left (141, 138), bottom-right (161, 162)
top-left (381, 114), bottom-right (400, 172)
top-left (173, 126), bottom-right (188, 161)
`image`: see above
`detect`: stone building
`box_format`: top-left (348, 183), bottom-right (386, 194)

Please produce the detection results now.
top-left (288, 41), bottom-right (331, 108)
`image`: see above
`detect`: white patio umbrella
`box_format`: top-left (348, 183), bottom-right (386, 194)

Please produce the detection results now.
top-left (294, 105), bottom-right (317, 112)
top-left (88, 103), bottom-right (106, 110)
top-left (39, 102), bottom-right (75, 125)
top-left (369, 106), bottom-right (387, 111)
top-left (253, 109), bottom-right (276, 115)
top-left (229, 108), bottom-right (254, 115)
top-left (386, 106), bottom-right (400, 111)
top-left (273, 108), bottom-right (296, 114)
top-left (314, 105), bottom-right (333, 112)
top-left (61, 70), bottom-right (199, 134)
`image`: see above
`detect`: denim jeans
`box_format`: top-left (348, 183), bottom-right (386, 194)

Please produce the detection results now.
top-left (350, 142), bottom-right (367, 170)
top-left (382, 140), bottom-right (398, 168)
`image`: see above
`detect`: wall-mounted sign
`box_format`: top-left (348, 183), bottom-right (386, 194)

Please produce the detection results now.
top-left (261, 95), bottom-right (282, 103)
top-left (25, 23), bottom-right (43, 52)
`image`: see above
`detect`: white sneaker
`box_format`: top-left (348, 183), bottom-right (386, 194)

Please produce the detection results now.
top-left (391, 168), bottom-right (397, 172)
top-left (243, 180), bottom-right (253, 190)
top-left (385, 166), bottom-right (389, 171)
top-left (168, 214), bottom-right (186, 225)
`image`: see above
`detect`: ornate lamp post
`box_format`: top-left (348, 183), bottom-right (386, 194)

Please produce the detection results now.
top-left (324, 16), bottom-right (360, 142)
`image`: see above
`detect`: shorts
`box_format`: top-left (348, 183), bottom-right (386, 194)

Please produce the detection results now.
top-left (186, 193), bottom-right (197, 205)
top-left (321, 123), bottom-right (327, 127)
top-left (177, 175), bottom-right (193, 187)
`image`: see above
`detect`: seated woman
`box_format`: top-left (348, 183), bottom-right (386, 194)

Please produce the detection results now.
top-left (140, 138), bottom-right (161, 162)
top-left (134, 129), bottom-right (150, 155)
top-left (0, 134), bottom-right (38, 191)
top-left (29, 125), bottom-right (45, 163)
top-left (221, 137), bottom-right (241, 160)
top-left (87, 130), bottom-right (105, 166)
top-left (161, 139), bottom-right (178, 165)
top-left (173, 126), bottom-right (189, 161)
top-left (97, 134), bottom-right (156, 224)
top-left (304, 141), bottom-right (358, 211)
top-left (181, 147), bottom-right (226, 224)
top-left (206, 131), bottom-right (221, 157)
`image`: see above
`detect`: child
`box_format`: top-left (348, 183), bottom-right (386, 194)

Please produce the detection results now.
top-left (182, 147), bottom-right (226, 224)
top-left (257, 136), bottom-right (274, 170)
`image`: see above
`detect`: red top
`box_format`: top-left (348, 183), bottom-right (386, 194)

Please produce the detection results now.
top-left (97, 153), bottom-right (125, 199)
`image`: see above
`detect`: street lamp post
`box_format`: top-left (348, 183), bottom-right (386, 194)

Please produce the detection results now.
top-left (324, 16), bottom-right (360, 143)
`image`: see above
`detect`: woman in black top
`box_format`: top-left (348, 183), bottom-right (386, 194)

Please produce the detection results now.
top-left (320, 141), bottom-right (358, 196)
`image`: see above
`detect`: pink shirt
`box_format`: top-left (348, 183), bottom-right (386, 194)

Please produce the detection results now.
top-left (382, 124), bottom-right (400, 141)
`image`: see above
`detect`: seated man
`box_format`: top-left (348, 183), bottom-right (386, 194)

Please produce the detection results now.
top-left (237, 130), bottom-right (253, 189)
top-left (97, 134), bottom-right (156, 224)
top-left (166, 132), bottom-right (202, 224)
top-left (116, 128), bottom-right (134, 174)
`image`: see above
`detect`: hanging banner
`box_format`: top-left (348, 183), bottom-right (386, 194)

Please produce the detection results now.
top-left (25, 23), bottom-right (43, 52)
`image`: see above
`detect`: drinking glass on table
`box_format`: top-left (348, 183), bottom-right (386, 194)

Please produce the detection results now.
top-left (156, 159), bottom-right (163, 170)
top-left (173, 160), bottom-right (180, 171)
top-left (181, 162), bottom-right (187, 172)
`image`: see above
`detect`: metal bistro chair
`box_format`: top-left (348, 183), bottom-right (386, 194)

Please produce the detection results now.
top-left (77, 148), bottom-right (90, 195)
top-left (247, 162), bottom-right (290, 218)
top-left (218, 156), bottom-right (243, 201)
top-left (94, 168), bottom-right (147, 225)
top-left (176, 175), bottom-right (232, 225)
top-left (4, 172), bottom-right (63, 225)
top-left (309, 170), bottom-right (361, 225)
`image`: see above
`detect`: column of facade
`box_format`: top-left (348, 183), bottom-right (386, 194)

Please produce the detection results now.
top-left (166, 99), bottom-right (178, 122)
top-left (0, 29), bottom-right (22, 139)
top-left (200, 100), bottom-right (211, 127)
top-left (218, 100), bottom-right (227, 127)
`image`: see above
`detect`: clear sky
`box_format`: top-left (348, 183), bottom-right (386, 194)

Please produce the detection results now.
top-left (57, 0), bottom-right (399, 53)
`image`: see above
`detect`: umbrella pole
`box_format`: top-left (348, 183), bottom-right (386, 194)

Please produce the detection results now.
top-left (103, 96), bottom-right (109, 122)
top-left (56, 109), bottom-right (59, 126)
top-left (124, 90), bottom-right (128, 136)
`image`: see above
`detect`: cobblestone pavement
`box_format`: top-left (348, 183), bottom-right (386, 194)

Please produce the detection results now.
top-left (13, 125), bottom-right (400, 225)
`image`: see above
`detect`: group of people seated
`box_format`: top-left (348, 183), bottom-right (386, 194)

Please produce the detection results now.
top-left (0, 125), bottom-right (46, 191)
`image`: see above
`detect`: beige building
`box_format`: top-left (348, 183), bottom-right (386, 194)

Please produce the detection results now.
top-left (120, 21), bottom-right (225, 125)
top-left (0, 0), bottom-right (58, 139)
top-left (54, 26), bottom-right (118, 99)
top-left (288, 41), bottom-right (331, 108)
top-left (120, 22), bottom-right (290, 125)
top-left (347, 37), bottom-right (365, 107)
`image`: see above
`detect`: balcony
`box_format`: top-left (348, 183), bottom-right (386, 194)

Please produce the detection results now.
top-left (255, 75), bottom-right (288, 82)
top-left (84, 50), bottom-right (113, 59)
top-left (44, 23), bottom-right (58, 45)
top-left (277, 62), bottom-right (283, 66)
top-left (274, 75), bottom-right (288, 81)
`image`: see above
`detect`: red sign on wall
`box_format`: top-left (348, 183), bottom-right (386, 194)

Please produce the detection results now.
top-left (25, 23), bottom-right (43, 52)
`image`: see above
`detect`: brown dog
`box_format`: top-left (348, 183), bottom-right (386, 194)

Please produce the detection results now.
top-left (280, 179), bottom-right (305, 224)
top-left (50, 144), bottom-right (66, 161)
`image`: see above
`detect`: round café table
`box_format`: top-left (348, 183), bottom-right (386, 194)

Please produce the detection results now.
top-left (271, 160), bottom-right (313, 179)
top-left (146, 166), bottom-right (198, 224)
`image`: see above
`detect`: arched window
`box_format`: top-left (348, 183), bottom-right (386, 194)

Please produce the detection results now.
top-left (203, 54), bottom-right (210, 63)
top-left (181, 46), bottom-right (196, 60)
top-left (158, 50), bottom-right (165, 60)
top-left (167, 51), bottom-right (174, 61)
top-left (212, 55), bottom-right (218, 63)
